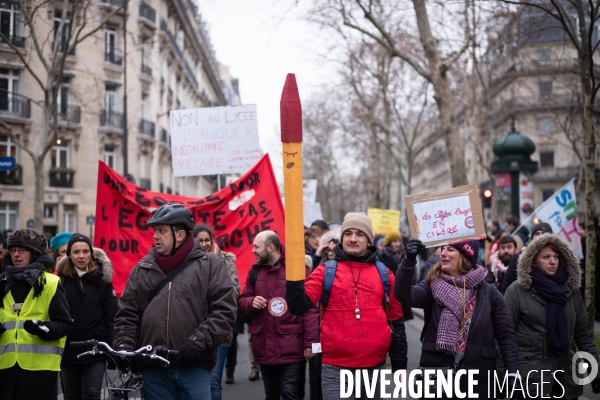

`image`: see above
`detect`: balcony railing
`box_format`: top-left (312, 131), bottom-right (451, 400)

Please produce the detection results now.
top-left (101, 0), bottom-right (123, 7)
top-left (141, 63), bottom-right (152, 76)
top-left (140, 178), bottom-right (151, 189)
top-left (139, 119), bottom-right (155, 138)
top-left (139, 2), bottom-right (156, 23)
top-left (52, 105), bottom-right (81, 123)
top-left (491, 94), bottom-right (598, 122)
top-left (105, 49), bottom-right (123, 65)
top-left (159, 19), bottom-right (199, 89)
top-left (0, 164), bottom-right (22, 185)
top-left (49, 167), bottom-right (75, 188)
top-left (0, 34), bottom-right (25, 48)
top-left (0, 98), bottom-right (30, 119)
top-left (100, 110), bottom-right (123, 129)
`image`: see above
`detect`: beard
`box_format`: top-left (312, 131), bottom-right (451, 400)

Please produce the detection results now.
top-left (500, 253), bottom-right (513, 265)
top-left (256, 249), bottom-right (271, 265)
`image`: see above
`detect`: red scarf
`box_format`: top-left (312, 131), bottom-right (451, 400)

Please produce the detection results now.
top-left (155, 234), bottom-right (194, 275)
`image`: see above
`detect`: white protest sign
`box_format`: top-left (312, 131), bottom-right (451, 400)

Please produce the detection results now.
top-left (533, 179), bottom-right (583, 259)
top-left (303, 179), bottom-right (318, 204)
top-left (406, 185), bottom-right (486, 247)
top-left (170, 105), bottom-right (260, 176)
top-left (304, 203), bottom-right (323, 228)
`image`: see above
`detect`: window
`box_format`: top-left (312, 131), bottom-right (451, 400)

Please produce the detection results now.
top-left (538, 49), bottom-right (551, 65)
top-left (105, 84), bottom-right (118, 113)
top-left (105, 26), bottom-right (117, 58)
top-left (139, 154), bottom-right (148, 178)
top-left (104, 145), bottom-right (116, 169)
top-left (140, 178), bottom-right (151, 190)
top-left (55, 77), bottom-right (70, 115)
top-left (538, 117), bottom-right (555, 134)
top-left (141, 39), bottom-right (150, 68)
top-left (51, 142), bottom-right (69, 168)
top-left (539, 82), bottom-right (552, 100)
top-left (53, 11), bottom-right (71, 53)
top-left (141, 96), bottom-right (146, 120)
top-left (0, 202), bottom-right (17, 232)
top-left (0, 3), bottom-right (22, 39)
top-left (542, 189), bottom-right (555, 202)
top-left (176, 29), bottom-right (184, 50)
top-left (44, 204), bottom-right (57, 220)
top-left (0, 134), bottom-right (17, 160)
top-left (0, 68), bottom-right (19, 112)
top-left (64, 205), bottom-right (76, 232)
top-left (540, 152), bottom-right (554, 167)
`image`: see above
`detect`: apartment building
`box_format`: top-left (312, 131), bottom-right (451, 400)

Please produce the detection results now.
top-left (410, 8), bottom-right (600, 219)
top-left (0, 0), bottom-right (239, 235)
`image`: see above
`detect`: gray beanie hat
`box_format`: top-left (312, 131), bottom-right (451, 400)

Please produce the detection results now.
top-left (340, 212), bottom-right (374, 244)
top-left (7, 228), bottom-right (48, 257)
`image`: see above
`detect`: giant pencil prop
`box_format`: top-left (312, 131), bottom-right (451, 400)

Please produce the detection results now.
top-left (280, 74), bottom-right (305, 281)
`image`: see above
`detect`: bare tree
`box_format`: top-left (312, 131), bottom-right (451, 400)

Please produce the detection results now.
top-left (499, 0), bottom-right (599, 326)
top-left (306, 0), bottom-right (474, 187)
top-left (0, 0), bottom-right (123, 232)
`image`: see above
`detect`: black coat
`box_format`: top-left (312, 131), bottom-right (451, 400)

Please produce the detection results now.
top-left (57, 249), bottom-right (117, 364)
top-left (394, 258), bottom-right (520, 398)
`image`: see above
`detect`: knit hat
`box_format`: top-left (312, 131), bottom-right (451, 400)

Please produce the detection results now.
top-left (383, 231), bottom-right (401, 247)
top-left (7, 228), bottom-right (48, 257)
top-left (49, 232), bottom-right (73, 251)
top-left (340, 212), bottom-right (374, 244)
top-left (449, 240), bottom-right (480, 266)
top-left (531, 222), bottom-right (553, 236)
top-left (66, 233), bottom-right (93, 256)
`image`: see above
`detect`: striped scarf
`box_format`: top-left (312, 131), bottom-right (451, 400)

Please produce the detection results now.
top-left (430, 266), bottom-right (487, 354)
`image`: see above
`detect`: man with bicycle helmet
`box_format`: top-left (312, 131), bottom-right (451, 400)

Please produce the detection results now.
top-left (113, 204), bottom-right (237, 400)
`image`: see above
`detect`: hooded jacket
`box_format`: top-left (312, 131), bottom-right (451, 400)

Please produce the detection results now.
top-left (215, 248), bottom-right (240, 348)
top-left (504, 234), bottom-right (600, 399)
top-left (239, 246), bottom-right (318, 365)
top-left (394, 257), bottom-right (520, 398)
top-left (113, 239), bottom-right (237, 370)
top-left (288, 244), bottom-right (407, 370)
top-left (57, 248), bottom-right (118, 364)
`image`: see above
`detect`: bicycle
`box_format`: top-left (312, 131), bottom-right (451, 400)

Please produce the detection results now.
top-left (71, 340), bottom-right (179, 400)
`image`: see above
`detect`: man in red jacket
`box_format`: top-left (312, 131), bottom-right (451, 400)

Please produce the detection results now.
top-left (286, 212), bottom-right (408, 399)
top-left (239, 231), bottom-right (318, 400)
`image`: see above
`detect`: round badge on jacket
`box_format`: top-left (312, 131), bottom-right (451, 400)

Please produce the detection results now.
top-left (268, 297), bottom-right (288, 317)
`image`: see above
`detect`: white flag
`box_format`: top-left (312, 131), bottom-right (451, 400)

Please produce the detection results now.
top-left (534, 179), bottom-right (583, 259)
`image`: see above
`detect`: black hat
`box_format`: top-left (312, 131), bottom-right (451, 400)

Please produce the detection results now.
top-left (531, 222), bottom-right (553, 236)
top-left (7, 228), bottom-right (48, 257)
top-left (66, 233), bottom-right (93, 256)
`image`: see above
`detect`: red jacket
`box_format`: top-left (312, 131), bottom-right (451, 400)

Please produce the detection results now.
top-left (239, 250), bottom-right (318, 365)
top-left (305, 258), bottom-right (403, 368)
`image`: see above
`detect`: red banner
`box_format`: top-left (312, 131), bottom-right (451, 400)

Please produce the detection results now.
top-left (94, 154), bottom-right (285, 295)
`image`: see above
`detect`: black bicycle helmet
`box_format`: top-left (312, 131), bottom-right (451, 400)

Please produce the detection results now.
top-left (146, 204), bottom-right (195, 231)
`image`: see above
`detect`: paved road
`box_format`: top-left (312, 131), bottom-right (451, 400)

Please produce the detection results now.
top-left (57, 312), bottom-right (595, 399)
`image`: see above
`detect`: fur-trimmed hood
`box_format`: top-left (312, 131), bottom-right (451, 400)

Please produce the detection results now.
top-left (56, 247), bottom-right (114, 284)
top-left (319, 229), bottom-right (341, 246)
top-left (516, 234), bottom-right (580, 290)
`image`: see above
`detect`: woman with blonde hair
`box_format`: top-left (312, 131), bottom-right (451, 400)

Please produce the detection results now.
top-left (505, 233), bottom-right (600, 398)
top-left (56, 233), bottom-right (117, 400)
top-left (395, 238), bottom-right (520, 398)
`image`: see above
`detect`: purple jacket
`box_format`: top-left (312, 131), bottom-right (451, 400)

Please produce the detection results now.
top-left (239, 250), bottom-right (318, 365)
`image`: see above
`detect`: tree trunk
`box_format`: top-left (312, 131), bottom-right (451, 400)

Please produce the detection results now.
top-left (412, 0), bottom-right (467, 187)
top-left (33, 154), bottom-right (45, 232)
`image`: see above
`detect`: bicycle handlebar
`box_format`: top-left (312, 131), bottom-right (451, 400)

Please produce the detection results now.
top-left (72, 340), bottom-right (178, 366)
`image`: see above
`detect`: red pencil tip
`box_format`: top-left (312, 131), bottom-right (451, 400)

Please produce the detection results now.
top-left (280, 73), bottom-right (302, 142)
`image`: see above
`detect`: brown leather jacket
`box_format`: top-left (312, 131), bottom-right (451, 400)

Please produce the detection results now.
top-left (113, 239), bottom-right (237, 370)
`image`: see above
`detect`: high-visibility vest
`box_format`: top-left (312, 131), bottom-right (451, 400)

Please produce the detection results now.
top-left (0, 272), bottom-right (66, 371)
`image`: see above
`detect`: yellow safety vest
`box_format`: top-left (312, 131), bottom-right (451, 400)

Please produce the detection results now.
top-left (0, 272), bottom-right (66, 371)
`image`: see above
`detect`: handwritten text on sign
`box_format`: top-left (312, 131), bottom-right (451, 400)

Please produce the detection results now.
top-left (413, 195), bottom-right (475, 242)
top-left (170, 105), bottom-right (261, 176)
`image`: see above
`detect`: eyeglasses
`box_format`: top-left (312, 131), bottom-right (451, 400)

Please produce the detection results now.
top-left (325, 248), bottom-right (334, 254)
top-left (197, 238), bottom-right (212, 244)
top-left (8, 247), bottom-right (30, 255)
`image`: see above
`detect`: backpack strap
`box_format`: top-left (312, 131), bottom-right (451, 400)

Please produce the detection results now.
top-left (248, 265), bottom-right (261, 289)
top-left (374, 261), bottom-right (390, 313)
top-left (321, 260), bottom-right (338, 309)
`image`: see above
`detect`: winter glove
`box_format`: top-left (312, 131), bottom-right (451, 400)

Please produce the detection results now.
top-left (286, 280), bottom-right (312, 315)
top-left (405, 239), bottom-right (425, 264)
top-left (592, 376), bottom-right (600, 394)
top-left (23, 320), bottom-right (51, 339)
top-left (176, 340), bottom-right (203, 367)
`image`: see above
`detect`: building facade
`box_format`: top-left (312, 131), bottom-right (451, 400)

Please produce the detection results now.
top-left (0, 0), bottom-right (239, 236)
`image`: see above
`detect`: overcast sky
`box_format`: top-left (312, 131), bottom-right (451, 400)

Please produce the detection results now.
top-left (200, 0), bottom-right (335, 178)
